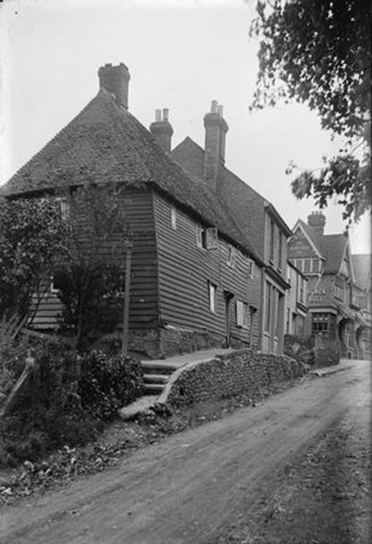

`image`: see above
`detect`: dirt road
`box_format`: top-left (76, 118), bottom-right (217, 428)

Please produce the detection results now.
top-left (1, 360), bottom-right (370, 544)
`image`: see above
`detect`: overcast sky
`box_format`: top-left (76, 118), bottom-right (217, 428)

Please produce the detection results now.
top-left (0, 0), bottom-right (370, 253)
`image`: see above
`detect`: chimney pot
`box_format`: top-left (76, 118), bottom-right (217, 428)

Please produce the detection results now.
top-left (217, 105), bottom-right (224, 117)
top-left (150, 108), bottom-right (174, 153)
top-left (211, 100), bottom-right (218, 113)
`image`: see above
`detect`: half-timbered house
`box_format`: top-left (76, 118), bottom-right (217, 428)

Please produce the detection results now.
top-left (288, 211), bottom-right (371, 359)
top-left (3, 63), bottom-right (263, 358)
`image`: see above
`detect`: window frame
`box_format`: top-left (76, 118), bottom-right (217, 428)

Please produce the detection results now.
top-left (208, 281), bottom-right (218, 314)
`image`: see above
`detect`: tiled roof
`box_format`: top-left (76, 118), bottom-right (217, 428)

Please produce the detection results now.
top-left (172, 137), bottom-right (291, 261)
top-left (294, 219), bottom-right (348, 275)
top-left (352, 254), bottom-right (371, 288)
top-left (3, 90), bottom-right (260, 260)
top-left (319, 234), bottom-right (348, 274)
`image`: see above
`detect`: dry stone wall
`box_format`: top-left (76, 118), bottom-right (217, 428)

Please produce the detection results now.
top-left (163, 349), bottom-right (307, 407)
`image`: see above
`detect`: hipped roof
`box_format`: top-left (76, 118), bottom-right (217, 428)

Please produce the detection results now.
top-left (3, 90), bottom-right (260, 261)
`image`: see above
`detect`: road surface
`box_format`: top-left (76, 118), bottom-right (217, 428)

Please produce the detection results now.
top-left (0, 360), bottom-right (370, 543)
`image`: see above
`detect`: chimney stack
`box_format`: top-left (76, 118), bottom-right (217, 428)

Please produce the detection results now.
top-left (98, 63), bottom-right (130, 109)
top-left (307, 211), bottom-right (326, 237)
top-left (203, 100), bottom-right (229, 191)
top-left (150, 108), bottom-right (174, 153)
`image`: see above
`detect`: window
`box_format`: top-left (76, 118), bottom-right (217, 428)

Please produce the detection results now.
top-left (312, 258), bottom-right (320, 273)
top-left (278, 232), bottom-right (283, 270)
top-left (50, 271), bottom-right (63, 294)
top-left (312, 313), bottom-right (329, 334)
top-left (208, 282), bottom-right (217, 313)
top-left (171, 206), bottom-right (177, 230)
top-left (335, 278), bottom-right (344, 300)
top-left (227, 246), bottom-right (237, 268)
top-left (269, 220), bottom-right (275, 262)
top-left (304, 258), bottom-right (311, 273)
top-left (56, 197), bottom-right (70, 220)
top-left (197, 226), bottom-right (218, 249)
top-left (265, 282), bottom-right (272, 332)
top-left (299, 276), bottom-right (305, 304)
top-left (236, 301), bottom-right (249, 329)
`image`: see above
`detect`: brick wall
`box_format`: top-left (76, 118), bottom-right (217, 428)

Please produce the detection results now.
top-left (162, 349), bottom-right (307, 407)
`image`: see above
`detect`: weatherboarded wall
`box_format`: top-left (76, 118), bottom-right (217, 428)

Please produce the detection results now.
top-left (164, 349), bottom-right (307, 406)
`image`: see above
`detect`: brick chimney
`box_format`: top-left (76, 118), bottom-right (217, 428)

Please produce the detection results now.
top-left (203, 100), bottom-right (229, 190)
top-left (307, 211), bottom-right (326, 237)
top-left (150, 108), bottom-right (174, 153)
top-left (98, 63), bottom-right (130, 109)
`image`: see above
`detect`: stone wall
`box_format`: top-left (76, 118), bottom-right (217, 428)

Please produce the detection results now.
top-left (284, 334), bottom-right (340, 368)
top-left (162, 349), bottom-right (307, 407)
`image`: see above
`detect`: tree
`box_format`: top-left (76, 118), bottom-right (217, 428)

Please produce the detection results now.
top-left (250, 0), bottom-right (371, 221)
top-left (56, 182), bottom-right (130, 352)
top-left (0, 194), bottom-right (69, 322)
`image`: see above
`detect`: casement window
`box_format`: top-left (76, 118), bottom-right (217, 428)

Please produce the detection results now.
top-left (208, 282), bottom-right (217, 313)
top-left (236, 300), bottom-right (249, 329)
top-left (227, 245), bottom-right (237, 268)
top-left (170, 206), bottom-right (177, 230)
top-left (312, 258), bottom-right (320, 273)
top-left (312, 313), bottom-right (329, 334)
top-left (197, 226), bottom-right (218, 250)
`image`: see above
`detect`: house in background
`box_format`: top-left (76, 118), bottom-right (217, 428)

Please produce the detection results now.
top-left (171, 102), bottom-right (292, 354)
top-left (3, 63), bottom-right (263, 358)
top-left (285, 261), bottom-right (308, 336)
top-left (288, 211), bottom-right (371, 359)
top-left (352, 254), bottom-right (372, 359)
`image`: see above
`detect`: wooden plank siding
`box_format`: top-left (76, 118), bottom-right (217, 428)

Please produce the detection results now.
top-left (29, 188), bottom-right (159, 333)
top-left (153, 191), bottom-right (262, 348)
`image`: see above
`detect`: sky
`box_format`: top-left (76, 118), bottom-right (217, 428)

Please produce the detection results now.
top-left (0, 0), bottom-right (370, 254)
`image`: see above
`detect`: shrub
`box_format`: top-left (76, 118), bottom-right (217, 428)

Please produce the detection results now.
top-left (78, 350), bottom-right (144, 421)
top-left (0, 343), bottom-right (144, 467)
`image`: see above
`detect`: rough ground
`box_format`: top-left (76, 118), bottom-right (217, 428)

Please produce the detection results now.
top-left (0, 360), bottom-right (370, 543)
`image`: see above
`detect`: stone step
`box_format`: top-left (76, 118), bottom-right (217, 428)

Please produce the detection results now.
top-left (143, 374), bottom-right (169, 384)
top-left (143, 383), bottom-right (165, 395)
top-left (140, 361), bottom-right (179, 375)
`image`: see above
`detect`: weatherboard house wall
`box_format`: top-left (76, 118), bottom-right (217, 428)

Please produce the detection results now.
top-left (171, 106), bottom-right (292, 354)
top-left (3, 63), bottom-right (263, 358)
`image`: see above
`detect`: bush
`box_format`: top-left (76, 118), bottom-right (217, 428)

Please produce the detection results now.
top-left (78, 350), bottom-right (144, 421)
top-left (0, 343), bottom-right (144, 468)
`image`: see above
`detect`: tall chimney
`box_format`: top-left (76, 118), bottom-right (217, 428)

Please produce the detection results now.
top-left (307, 211), bottom-right (326, 237)
top-left (203, 100), bottom-right (229, 191)
top-left (98, 63), bottom-right (130, 109)
top-left (149, 108), bottom-right (174, 153)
